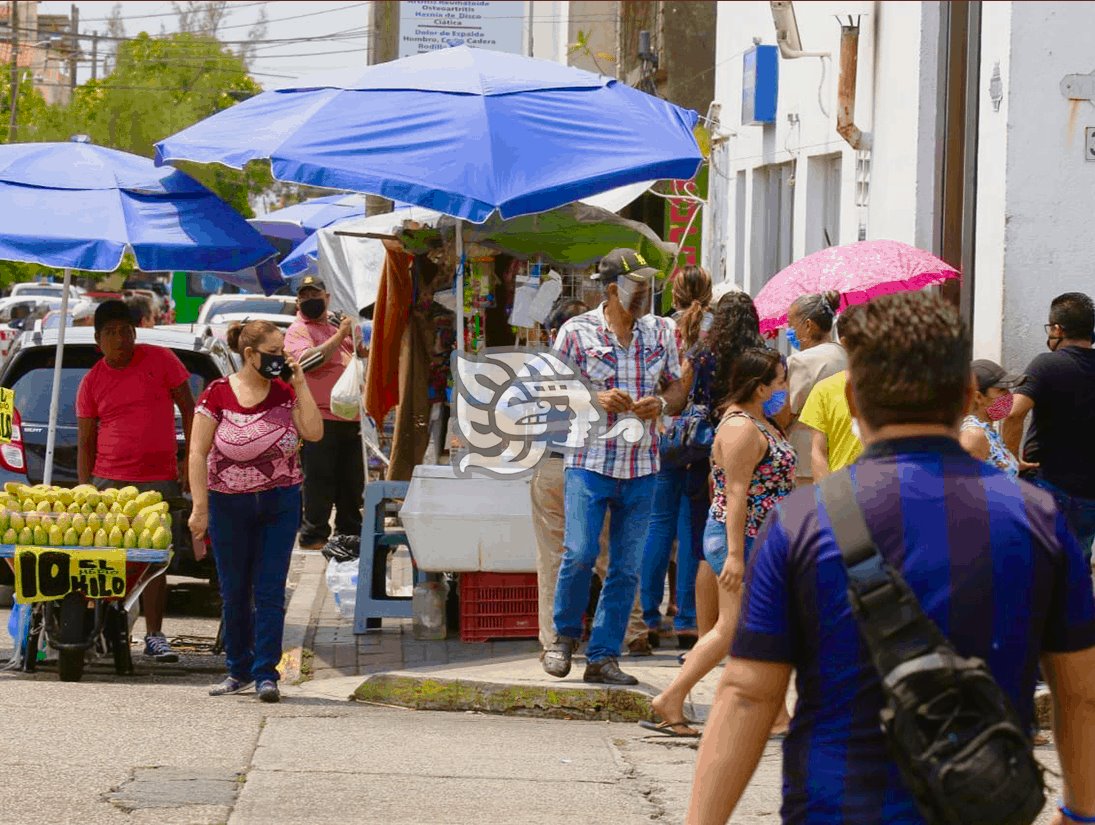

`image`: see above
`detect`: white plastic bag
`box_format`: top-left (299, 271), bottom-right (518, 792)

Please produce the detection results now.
top-left (331, 356), bottom-right (365, 420)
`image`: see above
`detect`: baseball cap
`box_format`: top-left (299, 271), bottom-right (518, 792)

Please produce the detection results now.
top-left (594, 248), bottom-right (658, 284)
top-left (972, 359), bottom-right (1025, 392)
top-left (296, 275), bottom-right (327, 294)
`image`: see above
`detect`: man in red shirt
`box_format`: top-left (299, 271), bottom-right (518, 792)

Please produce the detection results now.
top-left (76, 300), bottom-right (195, 663)
top-left (284, 276), bottom-right (365, 550)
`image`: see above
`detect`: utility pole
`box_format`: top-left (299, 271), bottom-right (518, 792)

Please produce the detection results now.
top-left (90, 31), bottom-right (97, 80)
top-left (68, 3), bottom-right (78, 94)
top-left (8, 0), bottom-right (19, 142)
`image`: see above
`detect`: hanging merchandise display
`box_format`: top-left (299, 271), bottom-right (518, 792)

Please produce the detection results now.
top-left (461, 249), bottom-right (497, 353)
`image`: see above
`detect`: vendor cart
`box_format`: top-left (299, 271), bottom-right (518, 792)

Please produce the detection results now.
top-left (2, 544), bottom-right (171, 682)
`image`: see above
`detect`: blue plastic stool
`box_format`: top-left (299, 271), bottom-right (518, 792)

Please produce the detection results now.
top-left (353, 481), bottom-right (423, 633)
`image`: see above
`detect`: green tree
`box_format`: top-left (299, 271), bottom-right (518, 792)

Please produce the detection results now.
top-left (29, 31), bottom-right (271, 215)
top-left (1, 65), bottom-right (53, 143)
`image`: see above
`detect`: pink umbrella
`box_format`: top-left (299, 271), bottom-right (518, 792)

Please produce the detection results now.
top-left (754, 239), bottom-right (961, 336)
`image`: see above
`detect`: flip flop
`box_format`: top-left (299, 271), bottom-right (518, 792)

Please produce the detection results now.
top-left (638, 719), bottom-right (701, 738)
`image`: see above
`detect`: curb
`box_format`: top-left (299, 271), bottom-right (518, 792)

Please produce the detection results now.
top-left (278, 551), bottom-right (325, 684)
top-left (352, 673), bottom-right (654, 721)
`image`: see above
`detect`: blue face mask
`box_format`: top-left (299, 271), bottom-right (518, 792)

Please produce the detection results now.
top-left (786, 328), bottom-right (801, 351)
top-left (763, 389), bottom-right (788, 418)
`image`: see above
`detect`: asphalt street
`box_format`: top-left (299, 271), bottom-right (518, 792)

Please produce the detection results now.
top-left (0, 574), bottom-right (1066, 825)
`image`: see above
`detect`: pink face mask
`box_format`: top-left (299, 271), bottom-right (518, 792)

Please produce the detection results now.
top-left (985, 391), bottom-right (1014, 421)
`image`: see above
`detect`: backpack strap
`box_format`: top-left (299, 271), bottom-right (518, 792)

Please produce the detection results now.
top-left (818, 470), bottom-right (951, 676)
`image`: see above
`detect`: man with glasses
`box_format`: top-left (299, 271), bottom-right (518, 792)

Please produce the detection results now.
top-left (1004, 292), bottom-right (1095, 558)
top-left (541, 249), bottom-right (688, 686)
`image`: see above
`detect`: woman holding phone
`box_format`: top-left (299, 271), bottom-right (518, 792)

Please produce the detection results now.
top-left (189, 320), bottom-right (323, 703)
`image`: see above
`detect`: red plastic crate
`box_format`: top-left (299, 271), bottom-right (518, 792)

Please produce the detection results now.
top-left (459, 572), bottom-right (539, 643)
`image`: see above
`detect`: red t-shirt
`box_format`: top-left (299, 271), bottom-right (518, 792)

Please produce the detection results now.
top-left (75, 344), bottom-right (190, 482)
top-left (195, 378), bottom-right (303, 494)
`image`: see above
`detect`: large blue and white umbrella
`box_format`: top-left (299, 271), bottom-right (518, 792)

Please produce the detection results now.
top-left (155, 45), bottom-right (703, 224)
top-left (156, 46), bottom-right (702, 348)
top-left (0, 140), bottom-right (278, 483)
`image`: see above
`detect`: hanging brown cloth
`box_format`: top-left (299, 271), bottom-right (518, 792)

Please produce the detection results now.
top-left (364, 243), bottom-right (413, 425)
top-left (386, 303), bottom-right (434, 481)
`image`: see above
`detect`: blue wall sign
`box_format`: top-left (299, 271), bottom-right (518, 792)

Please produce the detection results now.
top-left (742, 45), bottom-right (779, 125)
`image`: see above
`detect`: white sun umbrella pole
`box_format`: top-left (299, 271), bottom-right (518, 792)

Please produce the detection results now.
top-left (454, 220), bottom-right (465, 353)
top-left (42, 267), bottom-right (73, 486)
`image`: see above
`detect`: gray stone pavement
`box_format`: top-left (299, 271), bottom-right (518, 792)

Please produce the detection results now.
top-left (0, 548), bottom-right (1069, 824)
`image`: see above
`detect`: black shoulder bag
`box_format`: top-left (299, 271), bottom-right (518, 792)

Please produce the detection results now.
top-left (818, 471), bottom-right (1045, 825)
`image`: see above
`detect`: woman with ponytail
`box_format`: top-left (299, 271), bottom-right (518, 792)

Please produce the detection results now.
top-left (638, 267), bottom-right (715, 653)
top-left (785, 290), bottom-right (847, 484)
top-left (189, 321), bottom-right (323, 703)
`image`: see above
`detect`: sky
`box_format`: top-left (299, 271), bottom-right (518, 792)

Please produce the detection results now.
top-left (35, 1), bottom-right (371, 88)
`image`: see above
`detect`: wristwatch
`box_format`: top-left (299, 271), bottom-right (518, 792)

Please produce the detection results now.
top-left (655, 395), bottom-right (668, 414)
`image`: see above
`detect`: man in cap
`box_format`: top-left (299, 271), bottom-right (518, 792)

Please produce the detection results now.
top-left (543, 249), bottom-right (688, 685)
top-left (284, 276), bottom-right (364, 550)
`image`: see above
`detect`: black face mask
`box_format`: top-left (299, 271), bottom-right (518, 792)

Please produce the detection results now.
top-left (300, 298), bottom-right (326, 320)
top-left (255, 352), bottom-right (287, 381)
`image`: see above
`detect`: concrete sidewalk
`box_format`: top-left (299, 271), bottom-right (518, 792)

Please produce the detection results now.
top-left (282, 551), bottom-right (721, 723)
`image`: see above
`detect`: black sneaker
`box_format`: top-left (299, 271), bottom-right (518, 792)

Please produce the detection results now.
top-left (209, 676), bottom-right (254, 697)
top-left (583, 658), bottom-right (639, 686)
top-left (256, 680), bottom-right (280, 703)
top-left (541, 637), bottom-right (578, 678)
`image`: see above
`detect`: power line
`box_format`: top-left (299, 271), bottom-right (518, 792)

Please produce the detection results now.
top-left (3, 21), bottom-right (370, 47)
top-left (76, 1), bottom-right (269, 24)
top-left (212, 2), bottom-right (367, 33)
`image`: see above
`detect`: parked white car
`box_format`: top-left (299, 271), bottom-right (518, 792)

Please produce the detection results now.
top-left (9, 282), bottom-right (87, 300)
top-left (195, 294), bottom-right (297, 326)
top-left (0, 297), bottom-right (65, 360)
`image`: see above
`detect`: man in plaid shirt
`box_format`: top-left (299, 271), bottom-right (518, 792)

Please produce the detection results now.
top-left (543, 249), bottom-right (688, 685)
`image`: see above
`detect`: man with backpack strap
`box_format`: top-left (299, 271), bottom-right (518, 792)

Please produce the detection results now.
top-left (688, 292), bottom-right (1095, 825)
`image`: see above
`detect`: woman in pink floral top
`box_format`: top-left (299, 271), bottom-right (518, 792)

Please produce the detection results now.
top-left (648, 347), bottom-right (795, 737)
top-left (189, 320), bottom-right (323, 703)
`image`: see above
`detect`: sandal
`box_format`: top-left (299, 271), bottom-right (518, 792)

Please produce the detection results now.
top-left (638, 718), bottom-right (701, 738)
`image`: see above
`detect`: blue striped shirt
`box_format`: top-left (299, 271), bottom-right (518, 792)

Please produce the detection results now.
top-left (733, 436), bottom-right (1095, 824)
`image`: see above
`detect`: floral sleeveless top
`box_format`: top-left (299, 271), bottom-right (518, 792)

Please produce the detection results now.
top-left (961, 415), bottom-right (1019, 478)
top-left (710, 411), bottom-right (797, 538)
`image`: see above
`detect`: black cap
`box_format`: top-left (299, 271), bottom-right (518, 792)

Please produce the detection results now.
top-left (593, 248), bottom-right (658, 284)
top-left (94, 299), bottom-right (134, 334)
top-left (296, 275), bottom-right (326, 294)
top-left (972, 359), bottom-right (1025, 392)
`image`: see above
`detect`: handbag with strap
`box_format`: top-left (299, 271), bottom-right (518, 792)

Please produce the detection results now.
top-left (658, 364), bottom-right (714, 469)
top-left (817, 471), bottom-right (1045, 825)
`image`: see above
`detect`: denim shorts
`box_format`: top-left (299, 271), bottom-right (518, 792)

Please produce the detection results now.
top-left (702, 514), bottom-right (753, 575)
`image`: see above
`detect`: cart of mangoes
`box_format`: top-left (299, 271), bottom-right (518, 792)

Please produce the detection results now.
top-left (0, 482), bottom-right (172, 550)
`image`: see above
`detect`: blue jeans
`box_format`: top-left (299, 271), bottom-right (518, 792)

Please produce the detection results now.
top-left (208, 485), bottom-right (302, 683)
top-left (702, 514), bottom-right (754, 576)
top-left (1031, 477), bottom-right (1095, 559)
top-left (639, 465), bottom-right (705, 632)
top-left (554, 468), bottom-right (656, 663)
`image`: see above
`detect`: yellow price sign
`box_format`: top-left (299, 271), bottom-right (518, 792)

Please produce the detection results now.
top-left (13, 547), bottom-right (127, 603)
top-left (0, 387), bottom-right (13, 444)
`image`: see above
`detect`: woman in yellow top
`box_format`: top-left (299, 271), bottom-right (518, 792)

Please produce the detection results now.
top-left (797, 370), bottom-right (864, 477)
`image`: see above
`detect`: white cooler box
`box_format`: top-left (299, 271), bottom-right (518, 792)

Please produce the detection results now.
top-left (399, 464), bottom-right (537, 572)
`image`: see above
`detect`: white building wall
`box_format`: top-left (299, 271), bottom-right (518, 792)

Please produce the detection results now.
top-left (971, 2), bottom-right (1012, 364)
top-left (711, 1), bottom-right (940, 296)
top-left (985, 2), bottom-right (1095, 374)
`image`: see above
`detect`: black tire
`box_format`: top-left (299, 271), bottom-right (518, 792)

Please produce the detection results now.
top-left (57, 592), bottom-right (88, 683)
top-left (105, 605), bottom-right (133, 676)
